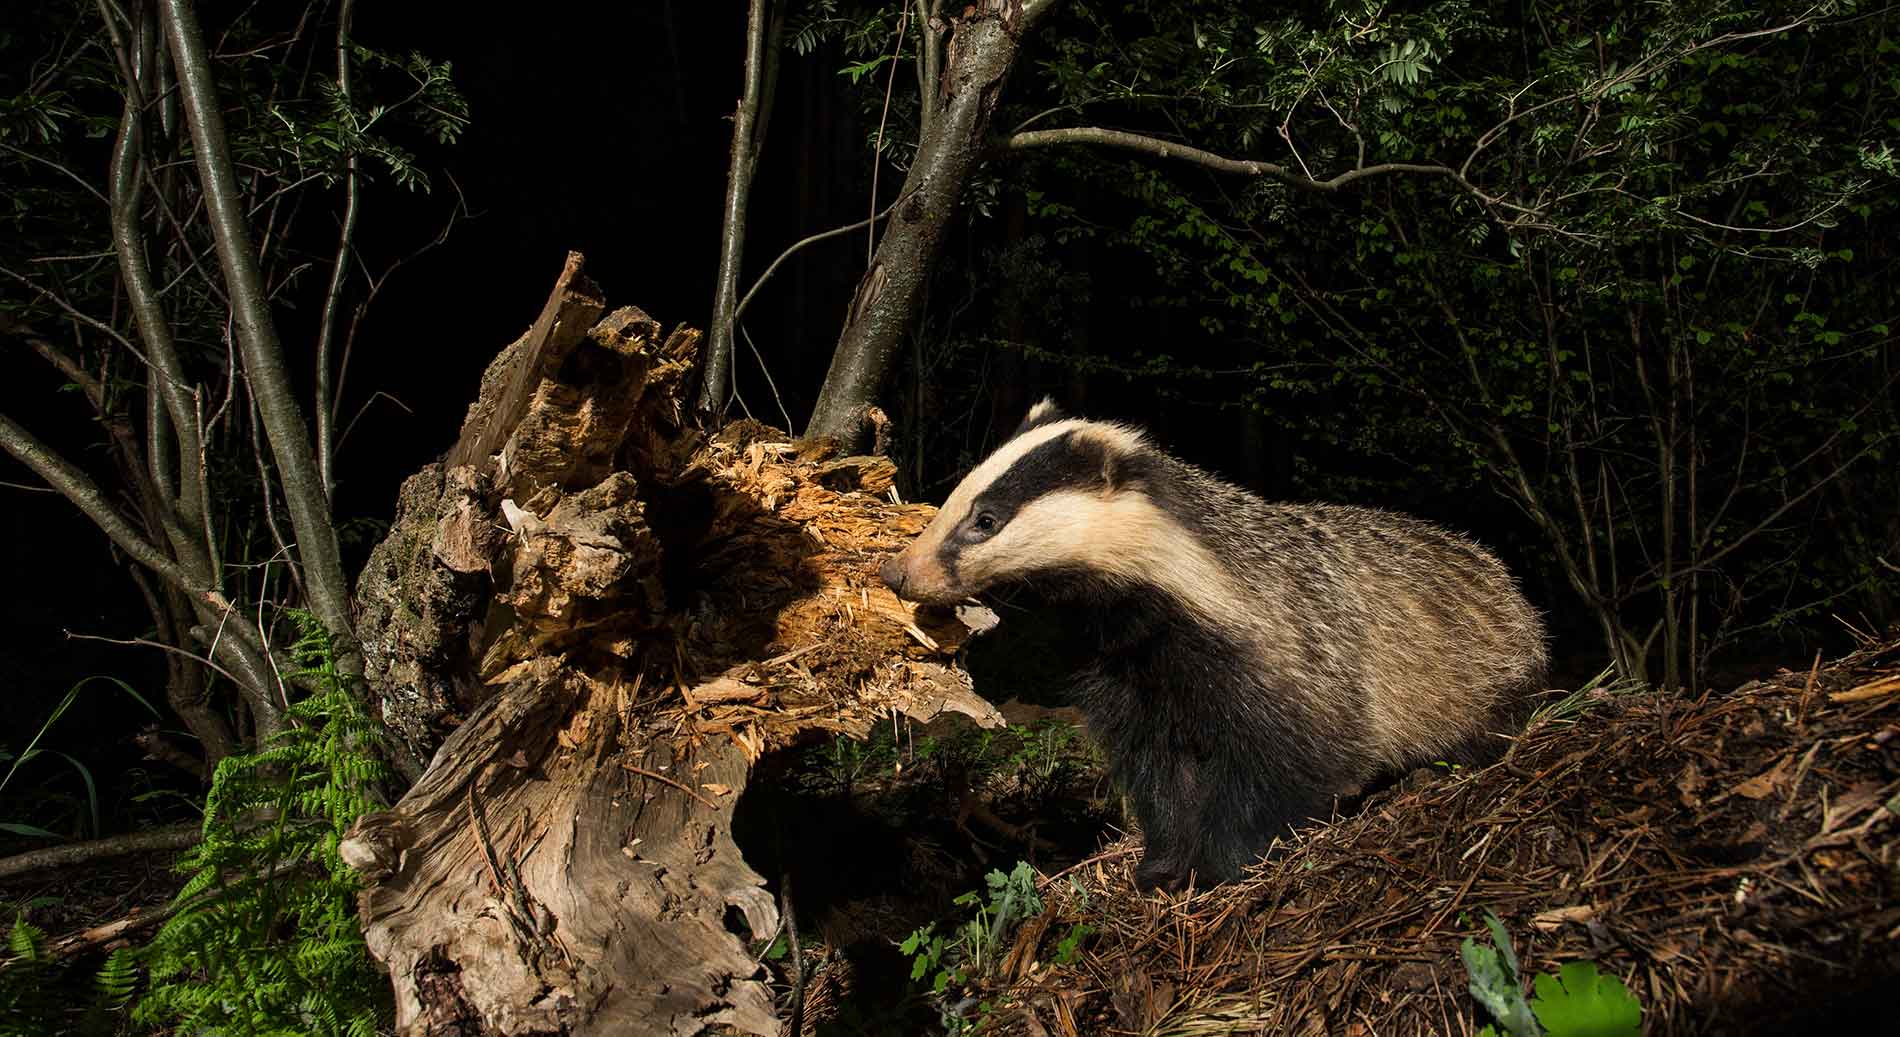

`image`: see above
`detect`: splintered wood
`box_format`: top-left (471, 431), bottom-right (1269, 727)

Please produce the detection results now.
top-left (344, 252), bottom-right (999, 1037)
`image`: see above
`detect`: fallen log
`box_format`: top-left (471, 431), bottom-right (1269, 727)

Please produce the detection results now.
top-left (343, 252), bottom-right (1000, 1035)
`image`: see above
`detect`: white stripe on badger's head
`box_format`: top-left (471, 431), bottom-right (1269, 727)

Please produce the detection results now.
top-left (882, 403), bottom-right (1230, 608)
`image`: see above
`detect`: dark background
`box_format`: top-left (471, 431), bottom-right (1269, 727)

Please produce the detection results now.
top-left (1, 2), bottom-right (1846, 814)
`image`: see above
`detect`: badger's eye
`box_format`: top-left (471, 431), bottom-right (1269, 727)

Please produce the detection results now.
top-left (971, 511), bottom-right (998, 534)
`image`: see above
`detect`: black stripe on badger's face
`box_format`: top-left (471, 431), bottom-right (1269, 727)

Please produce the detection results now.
top-left (935, 432), bottom-right (1109, 580)
top-left (881, 417), bottom-right (1162, 604)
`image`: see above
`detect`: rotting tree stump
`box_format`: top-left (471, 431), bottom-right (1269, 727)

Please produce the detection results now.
top-left (341, 252), bottom-right (1001, 1036)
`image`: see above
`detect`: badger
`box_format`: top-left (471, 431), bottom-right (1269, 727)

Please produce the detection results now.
top-left (880, 399), bottom-right (1548, 891)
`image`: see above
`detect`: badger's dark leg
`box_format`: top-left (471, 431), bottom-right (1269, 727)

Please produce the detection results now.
top-left (1126, 758), bottom-right (1203, 892)
top-left (1073, 592), bottom-right (1356, 891)
top-left (1189, 751), bottom-right (1340, 885)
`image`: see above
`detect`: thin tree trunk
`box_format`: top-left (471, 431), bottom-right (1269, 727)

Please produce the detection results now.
top-left (158, 0), bottom-right (353, 651)
top-left (700, 0), bottom-right (773, 415)
top-left (804, 0), bottom-right (1061, 446)
top-left (315, 0), bottom-right (360, 500)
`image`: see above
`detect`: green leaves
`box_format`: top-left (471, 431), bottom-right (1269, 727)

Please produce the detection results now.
top-left (136, 611), bottom-right (391, 1037)
top-left (1463, 911), bottom-right (1642, 1037)
top-left (1378, 39), bottom-right (1436, 85)
top-left (1531, 961), bottom-right (1643, 1037)
top-left (1463, 912), bottom-right (1540, 1037)
top-left (900, 861), bottom-right (1053, 1032)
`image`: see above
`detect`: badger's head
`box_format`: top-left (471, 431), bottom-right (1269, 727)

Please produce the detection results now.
top-left (880, 398), bottom-right (1163, 605)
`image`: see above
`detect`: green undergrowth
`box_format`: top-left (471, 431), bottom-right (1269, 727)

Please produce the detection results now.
top-left (900, 861), bottom-right (1090, 1036)
top-left (1463, 910), bottom-right (1642, 1037)
top-left (135, 611), bottom-right (392, 1037)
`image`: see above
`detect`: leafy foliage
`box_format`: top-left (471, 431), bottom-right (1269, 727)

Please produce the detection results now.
top-left (0, 909), bottom-right (137, 1037)
top-left (836, 0), bottom-right (1900, 682)
top-left (135, 611), bottom-right (392, 1037)
top-left (0, 911), bottom-right (55, 1037)
top-left (1531, 961), bottom-right (1643, 1037)
top-left (900, 861), bottom-right (1054, 1033)
top-left (1463, 910), bottom-right (1642, 1037)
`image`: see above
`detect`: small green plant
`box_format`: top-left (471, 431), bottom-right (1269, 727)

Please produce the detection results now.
top-left (900, 861), bottom-right (1048, 1032)
top-left (1006, 718), bottom-right (1085, 799)
top-left (0, 909), bottom-right (137, 1037)
top-left (0, 911), bottom-right (54, 1036)
top-left (2, 676), bottom-right (158, 839)
top-left (1462, 910), bottom-right (1641, 1037)
top-left (135, 611), bottom-right (393, 1037)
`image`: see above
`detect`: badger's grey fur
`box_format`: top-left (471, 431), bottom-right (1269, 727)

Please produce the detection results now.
top-left (880, 399), bottom-right (1548, 891)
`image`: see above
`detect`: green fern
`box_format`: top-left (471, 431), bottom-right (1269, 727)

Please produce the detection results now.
top-left (135, 610), bottom-right (393, 1037)
top-left (0, 912), bottom-right (51, 1037)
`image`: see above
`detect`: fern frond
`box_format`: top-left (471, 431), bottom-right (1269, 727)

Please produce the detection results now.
top-left (137, 608), bottom-right (390, 1037)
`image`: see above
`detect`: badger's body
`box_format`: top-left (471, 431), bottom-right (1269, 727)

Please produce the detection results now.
top-left (881, 400), bottom-right (1548, 891)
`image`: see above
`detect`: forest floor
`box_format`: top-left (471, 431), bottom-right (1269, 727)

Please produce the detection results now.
top-left (6, 632), bottom-right (1896, 1037)
top-left (906, 631), bottom-right (1899, 1037)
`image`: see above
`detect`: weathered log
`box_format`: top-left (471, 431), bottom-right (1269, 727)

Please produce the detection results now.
top-left (344, 252), bottom-right (999, 1035)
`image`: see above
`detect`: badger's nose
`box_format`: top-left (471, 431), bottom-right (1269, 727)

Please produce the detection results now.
top-left (879, 554), bottom-right (908, 596)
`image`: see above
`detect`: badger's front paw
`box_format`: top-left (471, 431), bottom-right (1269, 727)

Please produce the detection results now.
top-left (1133, 855), bottom-right (1190, 893)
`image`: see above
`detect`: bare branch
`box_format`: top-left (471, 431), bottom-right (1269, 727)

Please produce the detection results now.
top-left (732, 191), bottom-right (908, 325)
top-left (160, 0), bottom-right (353, 646)
top-left (0, 407), bottom-right (197, 597)
top-left (700, 0), bottom-right (774, 415)
top-left (0, 822), bottom-right (200, 882)
top-left (314, 0), bottom-right (360, 501)
top-left (0, 141), bottom-right (109, 205)
top-left (1001, 126), bottom-right (1486, 196)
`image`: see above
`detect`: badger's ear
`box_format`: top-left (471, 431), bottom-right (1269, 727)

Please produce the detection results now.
top-left (1010, 396), bottom-right (1067, 440)
top-left (1067, 427), bottom-right (1129, 494)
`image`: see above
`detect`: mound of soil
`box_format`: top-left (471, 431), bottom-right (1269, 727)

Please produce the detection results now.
top-left (975, 635), bottom-right (1900, 1037)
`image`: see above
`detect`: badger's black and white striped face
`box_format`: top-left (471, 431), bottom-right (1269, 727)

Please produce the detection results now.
top-left (881, 398), bottom-right (1219, 606)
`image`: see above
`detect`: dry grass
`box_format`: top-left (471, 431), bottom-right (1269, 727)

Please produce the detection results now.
top-left (987, 634), bottom-right (1900, 1037)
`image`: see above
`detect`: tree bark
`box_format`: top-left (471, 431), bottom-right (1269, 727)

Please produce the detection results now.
top-left (699, 0), bottom-right (775, 416)
top-left (345, 253), bottom-right (1001, 1035)
top-left (159, 0), bottom-right (354, 651)
top-left (0, 822), bottom-right (199, 882)
top-left (804, 0), bottom-right (1061, 446)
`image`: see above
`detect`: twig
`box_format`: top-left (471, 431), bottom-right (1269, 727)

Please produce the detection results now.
top-left (737, 323), bottom-right (794, 433)
top-left (45, 903), bottom-right (180, 959)
top-left (731, 192), bottom-right (909, 325)
top-left (0, 479), bottom-right (58, 493)
top-left (784, 871), bottom-right (806, 1037)
top-left (867, 5), bottom-right (910, 265)
top-left (63, 630), bottom-right (248, 699)
top-left (1001, 127), bottom-right (1500, 201)
top-left (0, 821), bottom-right (200, 881)
top-left (623, 764), bottom-right (720, 810)
top-left (1797, 649), bottom-right (1822, 725)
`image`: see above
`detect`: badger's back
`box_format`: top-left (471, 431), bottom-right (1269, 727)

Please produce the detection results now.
top-left (1142, 454), bottom-right (1548, 773)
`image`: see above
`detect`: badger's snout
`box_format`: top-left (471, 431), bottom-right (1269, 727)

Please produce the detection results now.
top-left (882, 546), bottom-right (962, 604)
top-left (879, 553), bottom-right (909, 597)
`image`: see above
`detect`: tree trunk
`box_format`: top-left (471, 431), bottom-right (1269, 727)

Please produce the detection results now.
top-left (344, 252), bottom-right (1001, 1036)
top-left (804, 0), bottom-right (1061, 446)
top-left (700, 0), bottom-right (775, 415)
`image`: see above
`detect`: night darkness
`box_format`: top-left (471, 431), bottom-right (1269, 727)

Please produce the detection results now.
top-left (3, 0), bottom-right (1888, 834)
top-left (3, 3), bottom-right (875, 759)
